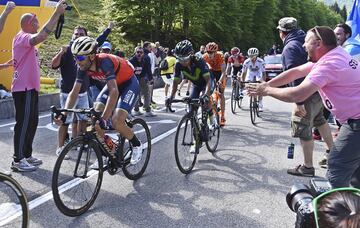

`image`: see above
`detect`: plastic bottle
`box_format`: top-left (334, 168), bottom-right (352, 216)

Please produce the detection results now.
top-left (287, 143), bottom-right (295, 159)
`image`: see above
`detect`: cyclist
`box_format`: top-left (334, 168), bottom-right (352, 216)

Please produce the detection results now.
top-left (226, 47), bottom-right (245, 97)
top-left (240, 47), bottom-right (266, 111)
top-left (202, 42), bottom-right (227, 126)
top-left (55, 36), bottom-right (143, 165)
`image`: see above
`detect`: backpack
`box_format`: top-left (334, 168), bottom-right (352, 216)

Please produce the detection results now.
top-left (159, 59), bottom-right (169, 71)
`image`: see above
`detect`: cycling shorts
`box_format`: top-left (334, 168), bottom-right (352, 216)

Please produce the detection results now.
top-left (231, 66), bottom-right (242, 76)
top-left (96, 76), bottom-right (139, 114)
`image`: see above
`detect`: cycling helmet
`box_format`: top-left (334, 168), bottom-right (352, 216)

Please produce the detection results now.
top-left (231, 47), bottom-right (240, 55)
top-left (247, 47), bottom-right (259, 56)
top-left (206, 42), bottom-right (218, 52)
top-left (174, 40), bottom-right (193, 59)
top-left (71, 36), bottom-right (98, 55)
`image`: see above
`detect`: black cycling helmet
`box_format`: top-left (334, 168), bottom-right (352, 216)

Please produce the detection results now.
top-left (174, 40), bottom-right (193, 60)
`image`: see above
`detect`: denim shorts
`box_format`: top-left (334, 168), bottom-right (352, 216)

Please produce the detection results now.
top-left (60, 92), bottom-right (89, 124)
top-left (327, 118), bottom-right (360, 188)
top-left (96, 76), bottom-right (139, 114)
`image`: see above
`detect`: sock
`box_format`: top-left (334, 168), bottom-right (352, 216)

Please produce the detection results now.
top-left (130, 135), bottom-right (141, 147)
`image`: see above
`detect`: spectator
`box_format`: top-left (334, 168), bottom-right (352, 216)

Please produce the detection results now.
top-left (277, 17), bottom-right (333, 177)
top-left (143, 41), bottom-right (157, 109)
top-left (160, 48), bottom-right (176, 100)
top-left (0, 1), bottom-right (15, 34)
top-left (129, 46), bottom-right (155, 117)
top-left (11, 0), bottom-right (67, 172)
top-left (248, 26), bottom-right (360, 188)
top-left (267, 44), bottom-right (278, 55)
top-left (315, 188), bottom-right (360, 228)
top-left (195, 45), bottom-right (205, 58)
top-left (100, 41), bottom-right (112, 54)
top-left (335, 23), bottom-right (360, 61)
top-left (114, 49), bottom-right (125, 58)
top-left (51, 22), bottom-right (113, 157)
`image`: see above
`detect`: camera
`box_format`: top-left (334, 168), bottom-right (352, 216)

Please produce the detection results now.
top-left (286, 178), bottom-right (331, 228)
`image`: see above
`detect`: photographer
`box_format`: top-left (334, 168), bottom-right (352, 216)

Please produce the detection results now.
top-left (314, 188), bottom-right (360, 228)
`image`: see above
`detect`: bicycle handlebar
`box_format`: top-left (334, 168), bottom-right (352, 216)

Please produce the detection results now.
top-left (50, 105), bottom-right (102, 119)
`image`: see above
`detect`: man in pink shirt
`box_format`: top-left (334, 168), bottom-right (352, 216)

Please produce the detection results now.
top-left (248, 26), bottom-right (360, 188)
top-left (11, 0), bottom-right (67, 172)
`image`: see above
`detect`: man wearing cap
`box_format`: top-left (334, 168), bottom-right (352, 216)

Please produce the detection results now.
top-left (277, 17), bottom-right (333, 177)
top-left (100, 41), bottom-right (112, 54)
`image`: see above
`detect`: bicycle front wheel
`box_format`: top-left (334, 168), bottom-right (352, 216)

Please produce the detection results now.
top-left (0, 173), bottom-right (29, 228)
top-left (120, 118), bottom-right (151, 180)
top-left (206, 111), bottom-right (220, 153)
top-left (174, 115), bottom-right (198, 174)
top-left (231, 83), bottom-right (237, 114)
top-left (52, 136), bottom-right (103, 217)
top-left (250, 96), bottom-right (256, 125)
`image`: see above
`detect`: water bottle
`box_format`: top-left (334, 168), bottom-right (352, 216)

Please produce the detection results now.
top-left (287, 143), bottom-right (295, 159)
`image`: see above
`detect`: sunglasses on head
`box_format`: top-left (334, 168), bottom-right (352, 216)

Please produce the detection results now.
top-left (311, 26), bottom-right (323, 41)
top-left (312, 187), bottom-right (360, 228)
top-left (74, 55), bottom-right (88, 61)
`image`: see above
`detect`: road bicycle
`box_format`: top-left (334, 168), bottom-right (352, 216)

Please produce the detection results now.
top-left (0, 171), bottom-right (29, 228)
top-left (170, 97), bottom-right (220, 174)
top-left (244, 81), bottom-right (261, 125)
top-left (50, 106), bottom-right (151, 216)
top-left (230, 75), bottom-right (243, 113)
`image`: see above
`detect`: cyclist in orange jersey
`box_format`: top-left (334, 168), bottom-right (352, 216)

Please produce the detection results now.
top-left (203, 42), bottom-right (227, 126)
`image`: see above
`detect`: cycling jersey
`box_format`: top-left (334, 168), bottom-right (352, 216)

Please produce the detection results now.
top-left (228, 54), bottom-right (245, 67)
top-left (242, 57), bottom-right (265, 81)
top-left (76, 53), bottom-right (134, 85)
top-left (203, 52), bottom-right (224, 72)
top-left (174, 56), bottom-right (211, 88)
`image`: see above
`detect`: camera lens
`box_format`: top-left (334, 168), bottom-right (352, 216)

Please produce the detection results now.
top-left (286, 184), bottom-right (314, 212)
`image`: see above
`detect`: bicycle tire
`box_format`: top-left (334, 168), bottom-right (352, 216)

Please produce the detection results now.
top-left (174, 115), bottom-right (198, 174)
top-left (206, 111), bottom-right (220, 153)
top-left (250, 96), bottom-right (256, 125)
top-left (256, 100), bottom-right (260, 117)
top-left (231, 83), bottom-right (237, 114)
top-left (120, 118), bottom-right (151, 180)
top-left (52, 136), bottom-right (103, 217)
top-left (0, 172), bottom-right (29, 228)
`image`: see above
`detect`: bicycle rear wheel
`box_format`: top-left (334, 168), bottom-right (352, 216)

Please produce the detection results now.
top-left (206, 112), bottom-right (220, 153)
top-left (120, 118), bottom-right (151, 180)
top-left (0, 173), bottom-right (29, 228)
top-left (250, 96), bottom-right (256, 125)
top-left (52, 136), bottom-right (103, 217)
top-left (174, 115), bottom-right (198, 174)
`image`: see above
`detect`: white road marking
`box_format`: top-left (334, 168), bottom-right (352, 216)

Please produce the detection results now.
top-left (0, 114), bottom-right (51, 128)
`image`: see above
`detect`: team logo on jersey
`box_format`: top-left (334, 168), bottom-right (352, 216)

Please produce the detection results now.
top-left (349, 59), bottom-right (358, 69)
top-left (182, 68), bottom-right (201, 81)
top-left (124, 90), bottom-right (135, 104)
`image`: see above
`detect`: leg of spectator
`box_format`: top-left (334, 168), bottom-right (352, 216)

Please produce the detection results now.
top-left (12, 91), bottom-right (26, 162)
top-left (23, 89), bottom-right (39, 159)
top-left (300, 138), bottom-right (314, 168)
top-left (317, 122), bottom-right (333, 150)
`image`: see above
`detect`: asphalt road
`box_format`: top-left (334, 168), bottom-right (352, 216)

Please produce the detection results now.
top-left (0, 83), bottom-right (334, 228)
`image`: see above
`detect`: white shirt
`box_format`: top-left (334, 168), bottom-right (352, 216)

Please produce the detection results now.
top-left (242, 57), bottom-right (265, 81)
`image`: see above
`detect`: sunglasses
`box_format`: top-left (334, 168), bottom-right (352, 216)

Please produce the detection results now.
top-left (312, 26), bottom-right (323, 41)
top-left (74, 33), bottom-right (86, 36)
top-left (312, 187), bottom-right (360, 228)
top-left (136, 51), bottom-right (143, 54)
top-left (176, 55), bottom-right (191, 62)
top-left (74, 55), bottom-right (88, 61)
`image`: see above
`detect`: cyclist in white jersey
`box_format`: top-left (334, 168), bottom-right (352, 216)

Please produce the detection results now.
top-left (241, 48), bottom-right (266, 111)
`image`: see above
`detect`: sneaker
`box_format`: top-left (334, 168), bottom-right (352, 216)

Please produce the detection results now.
top-left (26, 156), bottom-right (43, 166)
top-left (313, 133), bottom-right (322, 141)
top-left (150, 102), bottom-right (157, 109)
top-left (131, 144), bottom-right (143, 165)
top-left (186, 91), bottom-right (190, 96)
top-left (56, 146), bottom-right (70, 160)
top-left (11, 159), bottom-right (37, 172)
top-left (133, 110), bottom-right (143, 116)
top-left (287, 164), bottom-right (315, 177)
top-left (145, 111), bottom-right (157, 117)
top-left (90, 156), bottom-right (108, 170)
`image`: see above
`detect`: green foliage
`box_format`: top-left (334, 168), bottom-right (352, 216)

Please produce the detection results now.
top-left (104, 0), bottom-right (343, 54)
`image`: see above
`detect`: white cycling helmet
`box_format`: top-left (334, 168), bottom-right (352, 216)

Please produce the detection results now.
top-left (71, 36), bottom-right (98, 55)
top-left (247, 47), bottom-right (259, 57)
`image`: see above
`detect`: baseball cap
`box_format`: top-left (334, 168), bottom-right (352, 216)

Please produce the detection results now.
top-left (277, 17), bottom-right (297, 32)
top-left (101, 41), bottom-right (112, 50)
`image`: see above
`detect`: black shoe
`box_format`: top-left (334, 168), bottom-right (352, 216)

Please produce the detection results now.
top-left (287, 165), bottom-right (315, 177)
